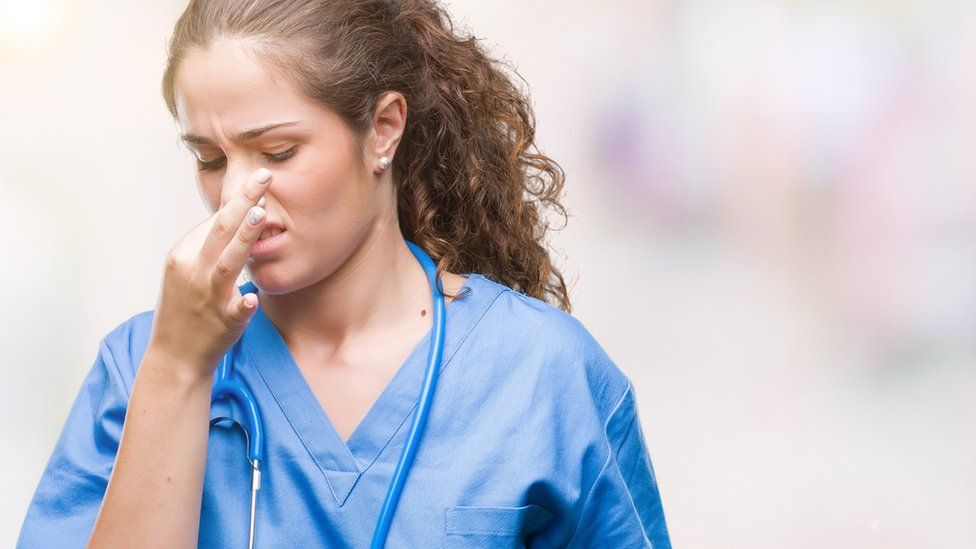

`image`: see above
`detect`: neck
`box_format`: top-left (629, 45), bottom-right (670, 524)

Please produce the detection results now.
top-left (259, 231), bottom-right (432, 355)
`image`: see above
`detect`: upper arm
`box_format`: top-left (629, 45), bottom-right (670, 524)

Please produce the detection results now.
top-left (16, 338), bottom-right (130, 549)
top-left (564, 382), bottom-right (671, 549)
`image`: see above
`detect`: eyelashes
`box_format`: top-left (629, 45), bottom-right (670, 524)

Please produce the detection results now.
top-left (196, 145), bottom-right (298, 172)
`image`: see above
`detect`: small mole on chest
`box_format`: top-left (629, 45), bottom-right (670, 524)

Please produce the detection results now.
top-left (420, 309), bottom-right (427, 317)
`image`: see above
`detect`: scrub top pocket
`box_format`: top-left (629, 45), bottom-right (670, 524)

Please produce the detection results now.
top-left (443, 503), bottom-right (554, 548)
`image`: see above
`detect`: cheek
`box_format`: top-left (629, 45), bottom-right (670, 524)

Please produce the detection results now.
top-left (284, 155), bottom-right (377, 239)
top-left (292, 143), bottom-right (369, 206)
top-left (196, 176), bottom-right (222, 214)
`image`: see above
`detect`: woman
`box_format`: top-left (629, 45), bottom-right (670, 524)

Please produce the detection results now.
top-left (18, 0), bottom-right (671, 547)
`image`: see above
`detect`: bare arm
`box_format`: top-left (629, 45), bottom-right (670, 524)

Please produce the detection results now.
top-left (86, 166), bottom-right (275, 547)
top-left (87, 348), bottom-right (213, 548)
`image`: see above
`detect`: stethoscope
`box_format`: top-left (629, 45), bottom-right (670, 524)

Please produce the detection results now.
top-left (208, 240), bottom-right (448, 549)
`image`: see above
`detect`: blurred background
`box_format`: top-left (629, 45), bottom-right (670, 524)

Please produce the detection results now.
top-left (2, 0), bottom-right (974, 546)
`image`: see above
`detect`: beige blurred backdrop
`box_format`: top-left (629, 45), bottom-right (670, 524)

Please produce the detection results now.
top-left (3, 0), bottom-right (975, 547)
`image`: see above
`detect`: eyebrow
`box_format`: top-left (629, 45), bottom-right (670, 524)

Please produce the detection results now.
top-left (180, 121), bottom-right (302, 146)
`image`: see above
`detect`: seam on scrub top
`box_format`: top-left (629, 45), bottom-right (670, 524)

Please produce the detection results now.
top-left (358, 285), bottom-right (509, 474)
top-left (100, 337), bottom-right (132, 402)
top-left (244, 338), bottom-right (358, 507)
top-left (562, 381), bottom-right (636, 548)
top-left (112, 310), bottom-right (151, 400)
top-left (609, 395), bottom-right (654, 547)
top-left (243, 337), bottom-right (361, 496)
top-left (625, 385), bottom-right (668, 545)
top-left (244, 338), bottom-right (359, 473)
top-left (612, 398), bottom-right (638, 457)
top-left (503, 282), bottom-right (619, 414)
top-left (241, 342), bottom-right (362, 507)
top-left (445, 504), bottom-right (555, 537)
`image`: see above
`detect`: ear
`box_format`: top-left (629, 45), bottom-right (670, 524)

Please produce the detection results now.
top-left (369, 92), bottom-right (407, 174)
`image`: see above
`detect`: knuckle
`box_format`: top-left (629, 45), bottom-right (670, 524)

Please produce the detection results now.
top-left (164, 252), bottom-right (180, 271)
top-left (164, 249), bottom-right (188, 272)
top-left (236, 228), bottom-right (254, 246)
top-left (242, 187), bottom-right (260, 203)
top-left (211, 217), bottom-right (231, 240)
top-left (213, 260), bottom-right (235, 279)
top-left (220, 302), bottom-right (242, 327)
top-left (221, 313), bottom-right (241, 333)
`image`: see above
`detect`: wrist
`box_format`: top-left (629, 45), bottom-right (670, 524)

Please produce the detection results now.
top-left (141, 343), bottom-right (215, 389)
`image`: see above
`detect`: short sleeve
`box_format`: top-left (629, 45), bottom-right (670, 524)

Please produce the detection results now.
top-left (565, 382), bottom-right (672, 548)
top-left (16, 338), bottom-right (129, 549)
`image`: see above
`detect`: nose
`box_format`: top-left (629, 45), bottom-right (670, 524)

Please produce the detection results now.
top-left (219, 163), bottom-right (255, 209)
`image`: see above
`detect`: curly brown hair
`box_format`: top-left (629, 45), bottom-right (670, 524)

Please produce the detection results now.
top-left (161, 0), bottom-right (573, 312)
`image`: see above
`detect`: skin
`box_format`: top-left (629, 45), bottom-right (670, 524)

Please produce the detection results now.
top-left (173, 37), bottom-right (468, 442)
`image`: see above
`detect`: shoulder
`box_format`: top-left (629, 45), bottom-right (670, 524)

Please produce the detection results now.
top-left (96, 308), bottom-right (156, 397)
top-left (470, 273), bottom-right (632, 422)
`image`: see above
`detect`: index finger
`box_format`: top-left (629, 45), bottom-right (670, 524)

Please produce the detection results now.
top-left (199, 168), bottom-right (273, 266)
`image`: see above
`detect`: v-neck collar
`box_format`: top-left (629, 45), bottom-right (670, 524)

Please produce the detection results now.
top-left (234, 272), bottom-right (504, 506)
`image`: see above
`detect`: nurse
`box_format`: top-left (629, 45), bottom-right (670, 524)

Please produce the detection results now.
top-left (18, 0), bottom-right (671, 547)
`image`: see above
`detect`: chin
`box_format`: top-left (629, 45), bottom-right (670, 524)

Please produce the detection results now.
top-left (243, 261), bottom-right (298, 296)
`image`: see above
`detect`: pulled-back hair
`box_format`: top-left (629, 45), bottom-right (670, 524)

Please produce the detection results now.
top-left (161, 0), bottom-right (573, 312)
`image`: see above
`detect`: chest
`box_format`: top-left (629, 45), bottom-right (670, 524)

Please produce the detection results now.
top-left (203, 334), bottom-right (570, 548)
top-left (203, 391), bottom-right (562, 549)
top-left (290, 333), bottom-right (424, 444)
top-left (300, 364), bottom-right (394, 444)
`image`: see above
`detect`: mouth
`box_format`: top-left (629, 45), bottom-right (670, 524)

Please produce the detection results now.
top-left (258, 227), bottom-right (286, 241)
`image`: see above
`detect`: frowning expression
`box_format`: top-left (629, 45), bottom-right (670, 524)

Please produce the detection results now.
top-left (173, 37), bottom-right (392, 294)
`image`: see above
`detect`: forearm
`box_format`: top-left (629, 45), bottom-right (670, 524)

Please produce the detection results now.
top-left (88, 347), bottom-right (213, 548)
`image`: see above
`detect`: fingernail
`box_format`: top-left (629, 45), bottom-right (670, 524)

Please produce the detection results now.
top-left (258, 196), bottom-right (266, 207)
top-left (255, 168), bottom-right (272, 184)
top-left (248, 207), bottom-right (265, 225)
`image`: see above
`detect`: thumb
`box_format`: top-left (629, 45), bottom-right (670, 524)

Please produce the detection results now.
top-left (228, 291), bottom-right (259, 325)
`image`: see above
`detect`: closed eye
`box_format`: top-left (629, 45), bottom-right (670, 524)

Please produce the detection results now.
top-left (196, 145), bottom-right (299, 172)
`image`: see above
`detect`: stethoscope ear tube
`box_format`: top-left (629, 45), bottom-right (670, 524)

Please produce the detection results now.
top-left (206, 416), bottom-right (262, 502)
top-left (209, 240), bottom-right (446, 549)
top-left (369, 240), bottom-right (447, 549)
top-left (211, 340), bottom-right (264, 549)
top-left (212, 347), bottom-right (266, 463)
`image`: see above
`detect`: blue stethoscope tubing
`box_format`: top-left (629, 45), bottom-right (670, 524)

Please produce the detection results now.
top-left (209, 239), bottom-right (447, 549)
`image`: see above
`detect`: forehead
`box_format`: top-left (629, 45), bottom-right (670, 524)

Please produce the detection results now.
top-left (173, 38), bottom-right (315, 138)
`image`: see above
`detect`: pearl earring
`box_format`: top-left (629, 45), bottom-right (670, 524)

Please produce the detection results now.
top-left (378, 156), bottom-right (391, 170)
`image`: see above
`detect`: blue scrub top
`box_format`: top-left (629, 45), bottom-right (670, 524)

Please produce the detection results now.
top-left (17, 273), bottom-right (671, 548)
